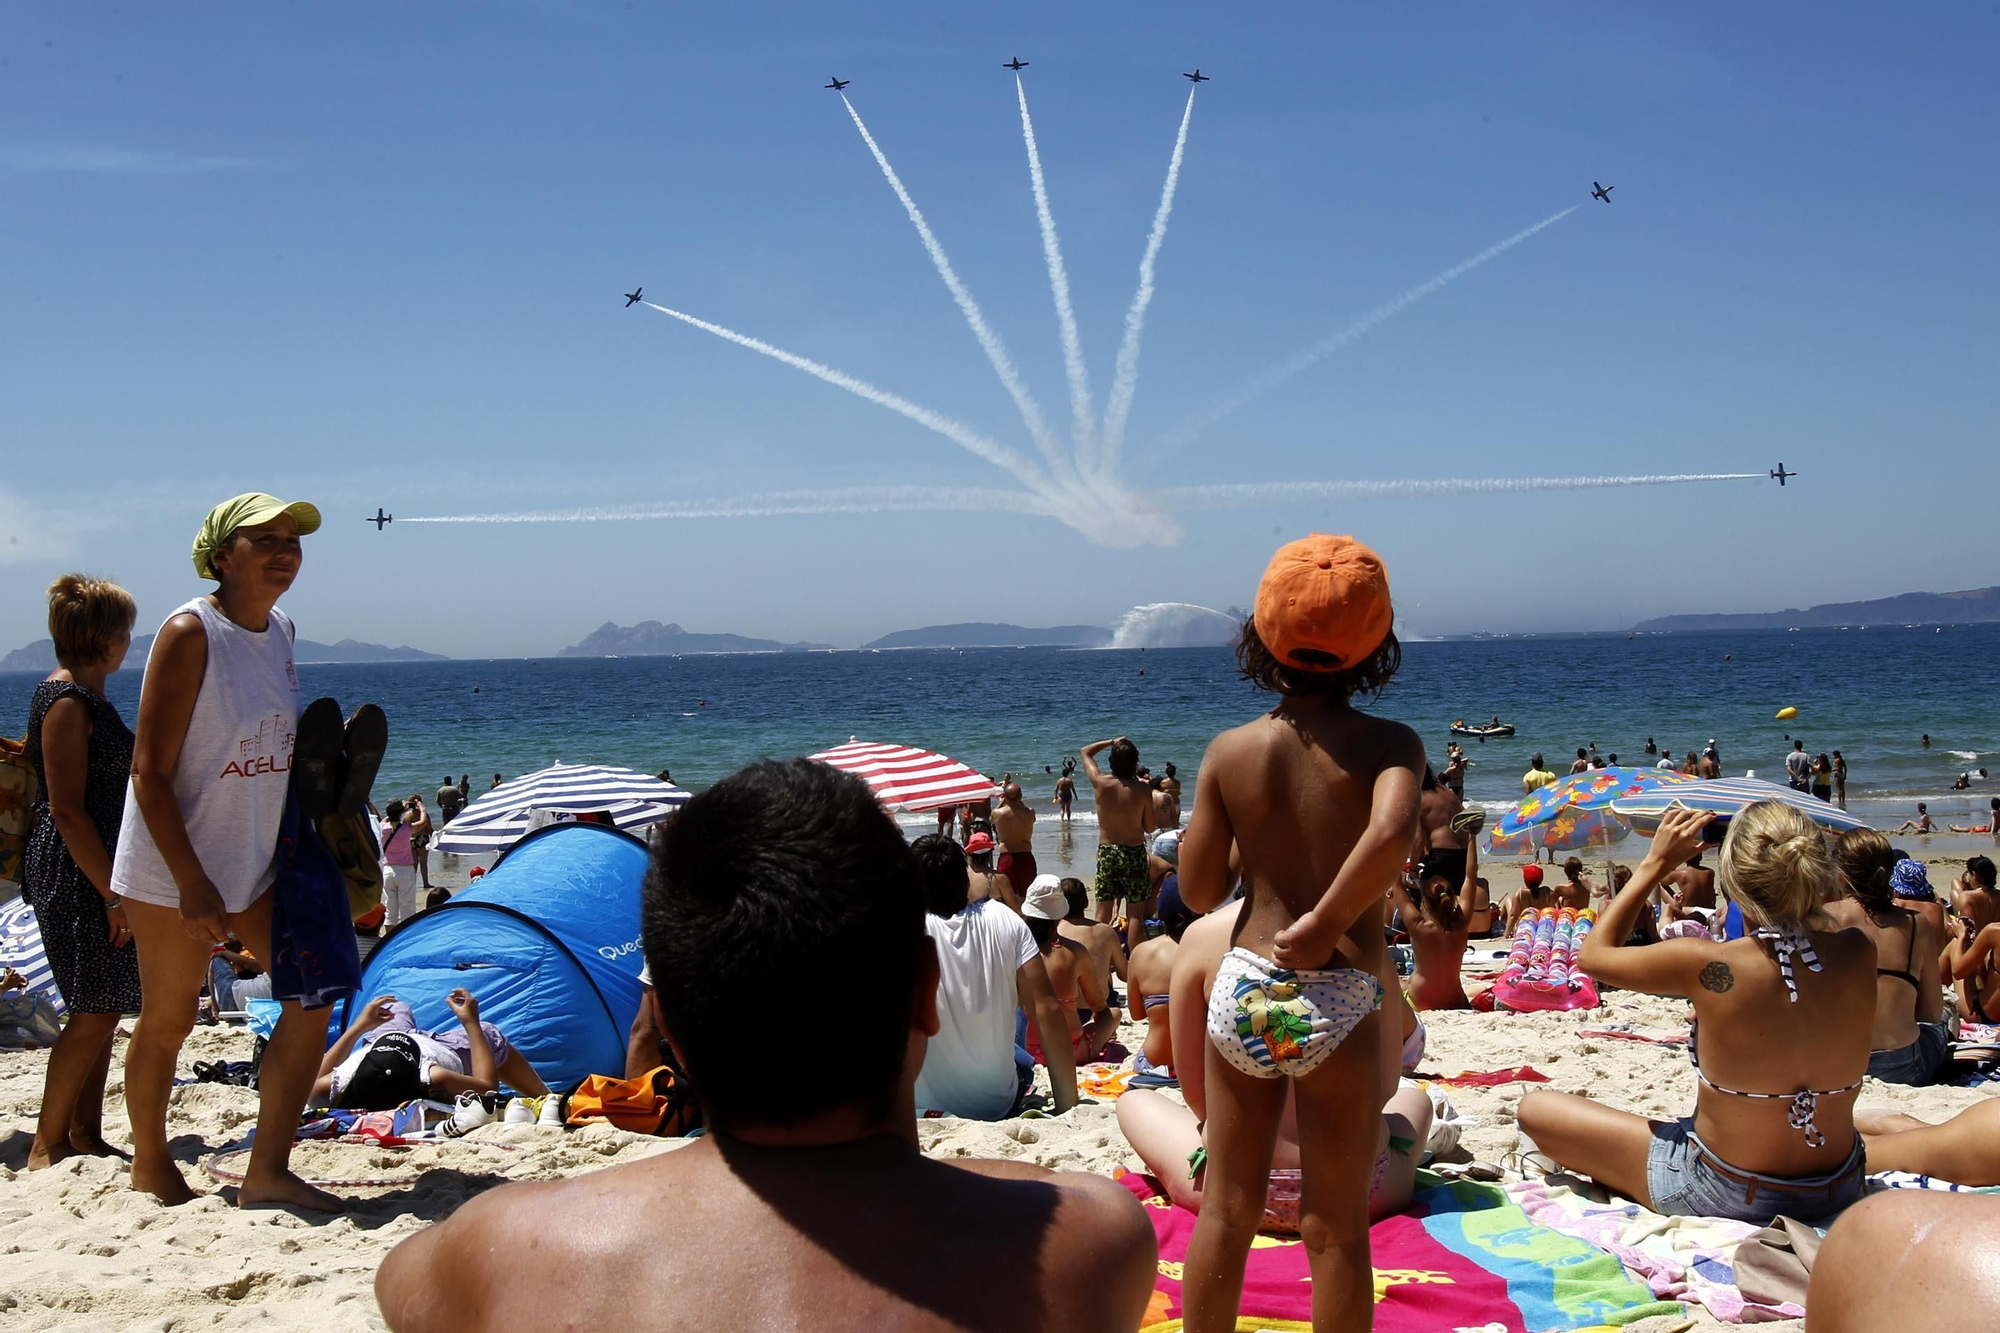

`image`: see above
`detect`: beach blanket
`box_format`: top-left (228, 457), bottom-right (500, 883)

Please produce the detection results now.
top-left (1426, 1066), bottom-right (1554, 1089)
top-left (1506, 1178), bottom-right (1802, 1323)
top-left (1122, 1170), bottom-right (1680, 1332)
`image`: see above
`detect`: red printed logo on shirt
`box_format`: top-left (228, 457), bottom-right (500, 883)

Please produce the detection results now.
top-left (219, 712), bottom-right (296, 781)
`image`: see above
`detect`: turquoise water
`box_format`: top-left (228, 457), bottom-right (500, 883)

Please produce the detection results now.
top-left (7, 624), bottom-right (1997, 832)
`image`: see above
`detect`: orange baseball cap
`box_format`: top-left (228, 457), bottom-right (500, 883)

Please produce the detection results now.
top-left (1252, 534), bottom-right (1393, 671)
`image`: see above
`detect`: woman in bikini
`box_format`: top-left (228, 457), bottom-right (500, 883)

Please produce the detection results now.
top-left (1396, 837), bottom-right (1480, 1010)
top-left (1176, 535), bottom-right (1424, 1331)
top-left (1517, 802), bottom-right (1876, 1226)
top-left (1824, 830), bottom-right (1948, 1085)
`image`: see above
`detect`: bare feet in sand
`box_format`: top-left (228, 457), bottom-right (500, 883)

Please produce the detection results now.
top-left (26, 1138), bottom-right (76, 1171)
top-left (129, 1158), bottom-right (200, 1206)
top-left (236, 1168), bottom-right (345, 1213)
top-left (69, 1133), bottom-right (132, 1161)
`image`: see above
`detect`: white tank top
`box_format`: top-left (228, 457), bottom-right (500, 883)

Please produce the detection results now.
top-left (111, 598), bottom-right (302, 914)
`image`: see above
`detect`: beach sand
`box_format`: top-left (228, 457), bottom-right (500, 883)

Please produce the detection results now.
top-left (6, 980), bottom-right (1995, 1332)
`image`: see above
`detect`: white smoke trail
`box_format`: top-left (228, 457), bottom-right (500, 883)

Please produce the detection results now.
top-left (1148, 206), bottom-right (1580, 461)
top-left (398, 487), bottom-right (1057, 525)
top-left (639, 302), bottom-right (1053, 497)
top-left (839, 94), bottom-right (1069, 479)
top-left (1150, 472), bottom-right (1763, 510)
top-left (1014, 75), bottom-right (1095, 469)
top-left (1098, 87), bottom-right (1196, 482)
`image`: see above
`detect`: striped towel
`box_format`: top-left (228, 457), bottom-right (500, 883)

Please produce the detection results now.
top-left (0, 896), bottom-right (64, 1016)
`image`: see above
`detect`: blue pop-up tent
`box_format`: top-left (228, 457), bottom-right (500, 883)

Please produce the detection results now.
top-left (338, 822), bottom-right (649, 1090)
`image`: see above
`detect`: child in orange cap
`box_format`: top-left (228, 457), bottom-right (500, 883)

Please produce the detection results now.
top-left (1176, 533), bottom-right (1425, 1332)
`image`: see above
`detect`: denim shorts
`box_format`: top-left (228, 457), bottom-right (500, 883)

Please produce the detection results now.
top-left (1646, 1119), bottom-right (1865, 1225)
top-left (1866, 1021), bottom-right (1950, 1086)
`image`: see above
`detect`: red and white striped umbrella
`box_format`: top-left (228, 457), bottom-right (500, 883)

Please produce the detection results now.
top-left (809, 739), bottom-right (1000, 814)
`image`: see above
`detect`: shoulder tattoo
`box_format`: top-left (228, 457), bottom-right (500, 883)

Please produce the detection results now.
top-left (1698, 960), bottom-right (1734, 994)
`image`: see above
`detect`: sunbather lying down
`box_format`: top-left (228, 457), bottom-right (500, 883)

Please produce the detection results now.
top-left (1855, 1099), bottom-right (2000, 1186)
top-left (313, 991), bottom-right (549, 1110)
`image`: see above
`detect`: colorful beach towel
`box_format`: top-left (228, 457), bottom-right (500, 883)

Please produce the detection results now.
top-left (1079, 1062), bottom-right (1137, 1100)
top-left (1506, 1178), bottom-right (1802, 1323)
top-left (1122, 1170), bottom-right (1680, 1332)
top-left (1426, 1066), bottom-right (1554, 1089)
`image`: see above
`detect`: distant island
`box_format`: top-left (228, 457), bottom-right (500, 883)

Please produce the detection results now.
top-left (1633, 586), bottom-right (2000, 633)
top-left (1, 635), bottom-right (447, 672)
top-left (558, 621), bottom-right (833, 657)
top-left (864, 622), bottom-right (1112, 650)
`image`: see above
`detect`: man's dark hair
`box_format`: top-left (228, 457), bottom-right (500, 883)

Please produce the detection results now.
top-left (1109, 738), bottom-right (1141, 780)
top-left (1531, 752), bottom-right (1544, 767)
top-left (1235, 619), bottom-right (1399, 701)
top-left (911, 833), bottom-right (972, 919)
top-left (1576, 748), bottom-right (1587, 760)
top-left (442, 774), bottom-right (453, 784)
top-left (1971, 855), bottom-right (1998, 891)
top-left (1060, 877), bottom-right (1090, 921)
top-left (643, 759), bottom-right (923, 1129)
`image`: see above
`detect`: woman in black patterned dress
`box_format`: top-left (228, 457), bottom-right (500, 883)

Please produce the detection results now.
top-left (24, 574), bottom-right (142, 1169)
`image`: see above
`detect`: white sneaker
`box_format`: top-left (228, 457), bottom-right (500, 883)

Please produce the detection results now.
top-left (536, 1093), bottom-right (565, 1128)
top-left (502, 1096), bottom-right (535, 1125)
top-left (440, 1092), bottom-right (493, 1138)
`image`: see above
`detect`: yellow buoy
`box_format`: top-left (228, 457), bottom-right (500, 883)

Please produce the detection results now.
top-left (1775, 706), bottom-right (1798, 721)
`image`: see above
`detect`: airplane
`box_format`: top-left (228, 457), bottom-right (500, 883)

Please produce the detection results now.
top-left (624, 287), bottom-right (643, 307)
top-left (1004, 57), bottom-right (1028, 71)
top-left (1591, 181), bottom-right (1614, 203)
top-left (368, 508), bottom-right (393, 530)
top-left (1770, 463), bottom-right (1797, 486)
top-left (824, 76), bottom-right (850, 90)
top-left (1183, 69), bottom-right (1210, 83)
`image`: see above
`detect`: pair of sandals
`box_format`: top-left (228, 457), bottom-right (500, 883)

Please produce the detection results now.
top-left (293, 700), bottom-right (387, 822)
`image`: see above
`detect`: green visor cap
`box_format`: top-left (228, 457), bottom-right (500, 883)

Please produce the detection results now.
top-left (192, 493), bottom-right (322, 580)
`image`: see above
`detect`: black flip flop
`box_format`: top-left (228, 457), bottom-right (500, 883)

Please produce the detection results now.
top-left (293, 698), bottom-right (347, 821)
top-left (338, 703), bottom-right (388, 818)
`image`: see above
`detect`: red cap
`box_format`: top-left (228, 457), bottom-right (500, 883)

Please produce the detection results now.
top-left (468, 866), bottom-right (486, 879)
top-left (1522, 864), bottom-right (1544, 887)
top-left (1253, 534), bottom-right (1393, 671)
top-left (964, 831), bottom-right (995, 855)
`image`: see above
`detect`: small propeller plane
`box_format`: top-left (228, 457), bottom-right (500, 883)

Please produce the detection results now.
top-left (368, 508), bottom-right (393, 530)
top-left (623, 286), bottom-right (644, 307)
top-left (1004, 57), bottom-right (1029, 71)
top-left (1770, 463), bottom-right (1797, 486)
top-left (824, 76), bottom-right (850, 90)
top-left (1591, 181), bottom-right (1614, 203)
top-left (1183, 69), bottom-right (1210, 83)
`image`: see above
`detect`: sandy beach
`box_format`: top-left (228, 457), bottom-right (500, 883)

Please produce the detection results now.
top-left (6, 956), bottom-right (1995, 1332)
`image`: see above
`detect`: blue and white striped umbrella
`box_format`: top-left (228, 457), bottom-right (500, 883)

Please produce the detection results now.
top-left (434, 763), bottom-right (690, 857)
top-left (1609, 777), bottom-right (1870, 835)
top-left (0, 896), bottom-right (64, 1016)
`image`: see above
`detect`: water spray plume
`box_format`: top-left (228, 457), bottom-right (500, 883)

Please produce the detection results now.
top-left (1014, 75), bottom-right (1096, 471)
top-left (1099, 87), bottom-right (1196, 482)
top-left (397, 487), bottom-right (1056, 525)
top-left (1151, 472), bottom-right (1763, 510)
top-left (839, 94), bottom-right (1070, 480)
top-left (639, 302), bottom-right (1051, 495)
top-left (1149, 206), bottom-right (1580, 461)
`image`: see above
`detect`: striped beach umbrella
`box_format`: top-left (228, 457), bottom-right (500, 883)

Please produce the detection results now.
top-left (1610, 776), bottom-right (1870, 835)
top-left (810, 739), bottom-right (1000, 814)
top-left (434, 763), bottom-right (690, 857)
top-left (0, 896), bottom-right (63, 1016)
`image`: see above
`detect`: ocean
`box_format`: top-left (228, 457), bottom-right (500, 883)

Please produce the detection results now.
top-left (6, 624), bottom-right (1997, 838)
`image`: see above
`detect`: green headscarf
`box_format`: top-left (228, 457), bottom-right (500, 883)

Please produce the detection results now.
top-left (192, 493), bottom-right (322, 580)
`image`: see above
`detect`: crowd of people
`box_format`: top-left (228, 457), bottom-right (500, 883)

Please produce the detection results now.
top-left (15, 503), bottom-right (2000, 1331)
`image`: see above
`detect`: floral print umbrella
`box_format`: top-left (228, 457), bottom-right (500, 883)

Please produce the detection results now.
top-left (1485, 765), bottom-right (1698, 857)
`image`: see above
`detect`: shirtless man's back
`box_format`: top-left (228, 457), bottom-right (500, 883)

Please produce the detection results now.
top-left (377, 759), bottom-right (1154, 1333)
top-left (991, 782), bottom-right (1039, 899)
top-left (1082, 736), bottom-right (1156, 933)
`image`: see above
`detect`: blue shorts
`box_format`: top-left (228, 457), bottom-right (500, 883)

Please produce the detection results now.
top-left (1866, 1021), bottom-right (1950, 1086)
top-left (1646, 1119), bottom-right (1865, 1225)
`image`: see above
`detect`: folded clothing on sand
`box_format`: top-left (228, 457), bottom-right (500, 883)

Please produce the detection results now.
top-left (1120, 1169), bottom-right (1680, 1332)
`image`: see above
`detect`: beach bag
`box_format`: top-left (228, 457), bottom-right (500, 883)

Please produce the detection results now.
top-left (564, 1065), bottom-right (700, 1136)
top-left (0, 735), bottom-right (38, 892)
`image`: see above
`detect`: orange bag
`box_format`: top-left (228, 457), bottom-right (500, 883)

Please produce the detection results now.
top-left (564, 1065), bottom-right (699, 1136)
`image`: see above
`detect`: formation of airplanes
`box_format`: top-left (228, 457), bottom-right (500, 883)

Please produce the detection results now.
top-left (828, 63), bottom-right (1208, 92)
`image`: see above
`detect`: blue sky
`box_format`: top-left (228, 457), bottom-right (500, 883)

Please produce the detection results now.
top-left (4, 3), bottom-right (1996, 656)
